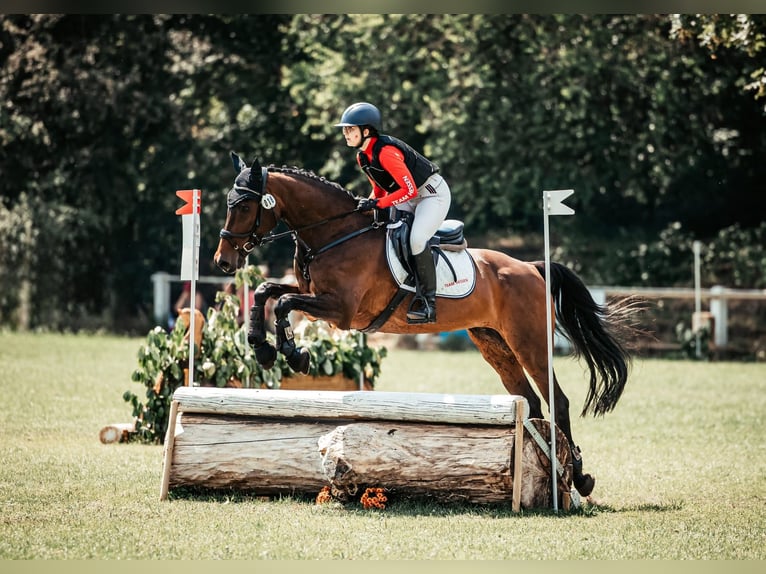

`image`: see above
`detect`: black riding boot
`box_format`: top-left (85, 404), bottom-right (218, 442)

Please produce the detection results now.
top-left (407, 248), bottom-right (437, 323)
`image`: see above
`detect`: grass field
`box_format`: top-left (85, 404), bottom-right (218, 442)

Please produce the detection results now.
top-left (1, 331), bottom-right (764, 560)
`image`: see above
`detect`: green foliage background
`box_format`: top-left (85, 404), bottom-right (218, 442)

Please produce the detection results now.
top-left (1, 14), bottom-right (765, 331)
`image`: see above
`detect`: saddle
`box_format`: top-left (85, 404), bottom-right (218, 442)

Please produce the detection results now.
top-left (388, 211), bottom-right (468, 285)
top-left (361, 210), bottom-right (476, 333)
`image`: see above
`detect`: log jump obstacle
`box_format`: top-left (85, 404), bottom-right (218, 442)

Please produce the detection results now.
top-left (160, 387), bottom-right (578, 511)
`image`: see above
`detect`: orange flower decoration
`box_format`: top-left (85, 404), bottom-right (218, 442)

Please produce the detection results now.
top-left (360, 487), bottom-right (388, 510)
top-left (316, 486), bottom-right (332, 505)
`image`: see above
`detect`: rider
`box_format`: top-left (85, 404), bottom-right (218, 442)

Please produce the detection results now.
top-left (335, 102), bottom-right (451, 323)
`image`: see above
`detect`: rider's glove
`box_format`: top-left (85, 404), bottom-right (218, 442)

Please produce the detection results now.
top-left (356, 197), bottom-right (379, 212)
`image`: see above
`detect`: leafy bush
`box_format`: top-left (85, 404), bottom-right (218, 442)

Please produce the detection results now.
top-left (123, 268), bottom-right (387, 443)
top-left (706, 223), bottom-right (766, 289)
top-left (675, 322), bottom-right (713, 360)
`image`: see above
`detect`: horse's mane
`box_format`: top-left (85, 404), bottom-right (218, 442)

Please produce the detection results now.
top-left (268, 165), bottom-right (357, 201)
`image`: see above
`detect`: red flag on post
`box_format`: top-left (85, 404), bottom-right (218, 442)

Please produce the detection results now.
top-left (177, 189), bottom-right (201, 281)
top-left (176, 189), bottom-right (201, 215)
top-left (176, 188), bottom-right (202, 390)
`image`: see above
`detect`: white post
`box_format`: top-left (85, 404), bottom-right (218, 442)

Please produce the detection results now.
top-left (542, 199), bottom-right (557, 513)
top-left (243, 256), bottom-right (250, 335)
top-left (710, 285), bottom-right (729, 347)
top-left (187, 189), bottom-right (201, 387)
top-left (693, 241), bottom-right (702, 358)
top-left (178, 188), bottom-right (202, 387)
top-left (358, 331), bottom-right (365, 390)
top-left (542, 189), bottom-right (575, 513)
top-left (151, 272), bottom-right (171, 326)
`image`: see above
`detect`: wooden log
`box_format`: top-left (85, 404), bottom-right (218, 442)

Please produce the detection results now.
top-left (163, 388), bottom-right (573, 508)
top-left (171, 387), bottom-right (526, 426)
top-left (98, 422), bottom-right (135, 444)
top-left (168, 413), bottom-right (334, 493)
top-left (318, 421), bottom-right (514, 504)
top-left (318, 418), bottom-right (572, 508)
top-left (166, 411), bottom-right (571, 508)
top-left (278, 373), bottom-right (373, 391)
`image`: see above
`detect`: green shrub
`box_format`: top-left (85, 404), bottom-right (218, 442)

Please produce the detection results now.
top-left (123, 267), bottom-right (387, 443)
top-left (675, 322), bottom-right (713, 361)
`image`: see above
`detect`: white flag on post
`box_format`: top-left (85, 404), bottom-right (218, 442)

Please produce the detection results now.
top-left (177, 189), bottom-right (201, 280)
top-left (542, 188), bottom-right (575, 513)
top-left (546, 188), bottom-right (575, 216)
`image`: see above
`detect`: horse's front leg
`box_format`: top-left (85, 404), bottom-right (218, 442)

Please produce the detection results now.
top-left (248, 281), bottom-right (300, 369)
top-left (272, 291), bottom-right (350, 375)
top-left (273, 307), bottom-right (311, 376)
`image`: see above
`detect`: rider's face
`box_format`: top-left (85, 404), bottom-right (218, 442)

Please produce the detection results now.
top-left (342, 125), bottom-right (363, 148)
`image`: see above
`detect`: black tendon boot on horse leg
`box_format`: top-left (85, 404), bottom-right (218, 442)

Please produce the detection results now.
top-left (407, 248), bottom-right (437, 323)
top-left (246, 282), bottom-right (281, 369)
top-left (275, 317), bottom-right (311, 374)
top-left (551, 382), bottom-right (596, 497)
top-left (571, 443), bottom-right (595, 497)
top-left (248, 304), bottom-right (277, 369)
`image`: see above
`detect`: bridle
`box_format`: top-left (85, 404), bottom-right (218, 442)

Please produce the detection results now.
top-left (218, 192), bottom-right (272, 258)
top-left (219, 168), bottom-right (381, 276)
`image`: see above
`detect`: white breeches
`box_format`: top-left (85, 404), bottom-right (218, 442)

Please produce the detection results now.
top-left (394, 173), bottom-right (451, 255)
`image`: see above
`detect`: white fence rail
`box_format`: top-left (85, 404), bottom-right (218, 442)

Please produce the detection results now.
top-left (151, 272), bottom-right (233, 326)
top-left (590, 285), bottom-right (766, 347)
top-left (151, 272), bottom-right (766, 348)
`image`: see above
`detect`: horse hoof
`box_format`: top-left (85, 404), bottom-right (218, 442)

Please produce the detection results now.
top-left (287, 347), bottom-right (311, 374)
top-left (254, 342), bottom-right (277, 369)
top-left (574, 473), bottom-right (596, 497)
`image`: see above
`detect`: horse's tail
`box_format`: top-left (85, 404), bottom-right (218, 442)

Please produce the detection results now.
top-left (533, 261), bottom-right (634, 417)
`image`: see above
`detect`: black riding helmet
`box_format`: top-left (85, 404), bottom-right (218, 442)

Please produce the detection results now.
top-left (334, 102), bottom-right (382, 133)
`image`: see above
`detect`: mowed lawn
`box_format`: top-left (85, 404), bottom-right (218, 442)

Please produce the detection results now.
top-left (0, 331), bottom-right (764, 559)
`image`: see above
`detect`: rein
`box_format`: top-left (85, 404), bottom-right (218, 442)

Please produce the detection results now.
top-left (220, 179), bottom-right (382, 278)
top-left (260, 208), bottom-right (363, 247)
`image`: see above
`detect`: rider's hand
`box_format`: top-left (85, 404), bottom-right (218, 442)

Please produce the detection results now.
top-left (356, 197), bottom-right (379, 212)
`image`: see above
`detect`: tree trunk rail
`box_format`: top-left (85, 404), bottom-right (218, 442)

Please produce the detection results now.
top-left (159, 388), bottom-right (574, 511)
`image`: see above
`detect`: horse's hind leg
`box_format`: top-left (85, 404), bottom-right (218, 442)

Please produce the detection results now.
top-left (467, 328), bottom-right (601, 494)
top-left (467, 328), bottom-right (543, 418)
top-left (515, 347), bottom-right (596, 497)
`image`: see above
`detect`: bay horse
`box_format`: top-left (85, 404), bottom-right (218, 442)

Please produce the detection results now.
top-left (214, 153), bottom-right (636, 498)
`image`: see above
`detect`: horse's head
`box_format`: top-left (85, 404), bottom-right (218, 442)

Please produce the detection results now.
top-left (214, 152), bottom-right (278, 274)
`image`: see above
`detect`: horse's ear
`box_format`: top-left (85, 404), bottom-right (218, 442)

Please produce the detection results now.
top-left (230, 151), bottom-right (247, 174)
top-left (249, 157), bottom-right (263, 188)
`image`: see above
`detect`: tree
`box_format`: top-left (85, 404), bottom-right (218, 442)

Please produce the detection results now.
top-left (284, 15), bottom-right (766, 238)
top-left (670, 14), bottom-right (766, 99)
top-left (0, 14), bottom-right (294, 330)
top-left (2, 14), bottom-right (765, 330)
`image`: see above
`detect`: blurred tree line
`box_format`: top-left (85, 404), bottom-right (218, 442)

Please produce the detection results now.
top-left (1, 14), bottom-right (764, 331)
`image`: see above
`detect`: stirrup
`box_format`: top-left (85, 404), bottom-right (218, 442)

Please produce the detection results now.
top-left (406, 296), bottom-right (435, 324)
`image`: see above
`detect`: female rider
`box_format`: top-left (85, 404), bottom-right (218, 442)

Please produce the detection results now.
top-left (335, 102), bottom-right (451, 323)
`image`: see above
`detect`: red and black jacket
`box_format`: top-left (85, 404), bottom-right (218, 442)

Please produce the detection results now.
top-left (356, 135), bottom-right (440, 208)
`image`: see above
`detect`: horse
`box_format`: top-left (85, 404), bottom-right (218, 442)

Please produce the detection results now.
top-left (214, 152), bottom-right (637, 498)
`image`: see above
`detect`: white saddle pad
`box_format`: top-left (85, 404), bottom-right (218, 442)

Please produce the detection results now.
top-left (385, 233), bottom-right (476, 299)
